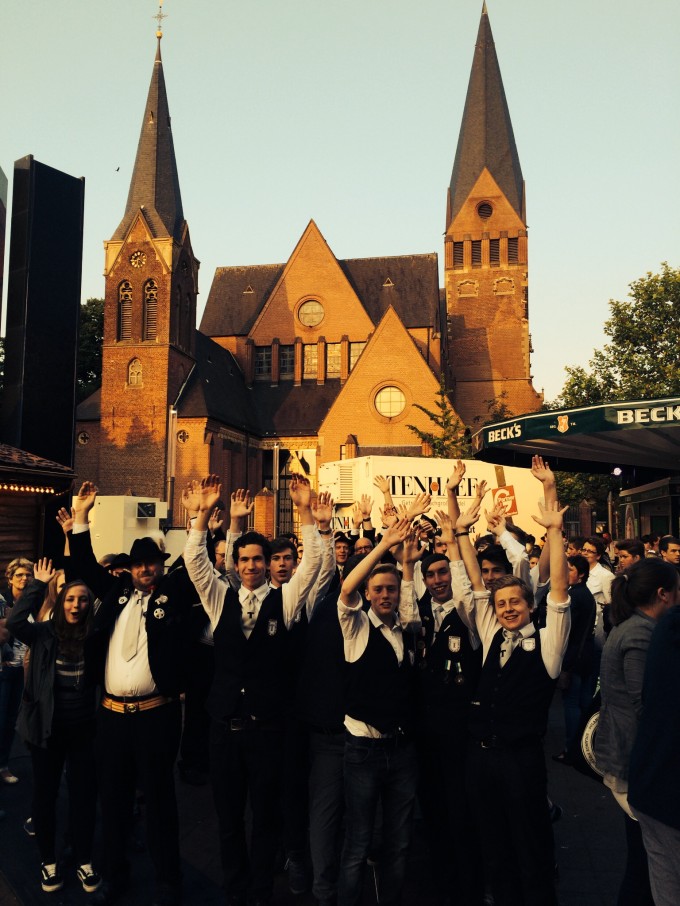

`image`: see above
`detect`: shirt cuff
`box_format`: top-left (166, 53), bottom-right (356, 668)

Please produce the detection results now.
top-left (546, 591), bottom-right (570, 611)
top-left (338, 592), bottom-right (363, 613)
top-left (72, 523), bottom-right (89, 534)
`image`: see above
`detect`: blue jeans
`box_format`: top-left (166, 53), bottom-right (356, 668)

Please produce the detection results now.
top-left (0, 665), bottom-right (24, 768)
top-left (338, 734), bottom-right (417, 906)
top-left (308, 729), bottom-right (345, 901)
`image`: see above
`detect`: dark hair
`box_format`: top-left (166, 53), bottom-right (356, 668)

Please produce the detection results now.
top-left (585, 536), bottom-right (615, 573)
top-left (421, 552), bottom-right (450, 576)
top-left (659, 536), bottom-right (680, 554)
top-left (567, 555), bottom-right (589, 583)
top-left (270, 537), bottom-right (298, 562)
top-left (568, 536), bottom-right (585, 551)
top-left (474, 534), bottom-right (494, 552)
top-left (610, 559), bottom-right (679, 626)
top-left (477, 544), bottom-right (512, 574)
top-left (51, 581), bottom-right (94, 659)
top-left (615, 539), bottom-right (645, 560)
top-left (279, 531), bottom-right (298, 546)
top-left (529, 546), bottom-right (542, 560)
top-left (641, 533), bottom-right (659, 545)
top-left (233, 531), bottom-right (271, 563)
top-left (489, 575), bottom-right (535, 610)
top-left (506, 524), bottom-right (530, 547)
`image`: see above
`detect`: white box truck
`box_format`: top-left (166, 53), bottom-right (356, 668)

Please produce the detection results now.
top-left (319, 456), bottom-right (543, 536)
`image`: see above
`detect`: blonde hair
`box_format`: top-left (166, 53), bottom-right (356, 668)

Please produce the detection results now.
top-left (6, 558), bottom-right (33, 581)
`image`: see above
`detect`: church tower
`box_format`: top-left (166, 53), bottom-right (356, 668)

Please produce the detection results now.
top-left (97, 29), bottom-right (198, 499)
top-left (444, 3), bottom-right (542, 427)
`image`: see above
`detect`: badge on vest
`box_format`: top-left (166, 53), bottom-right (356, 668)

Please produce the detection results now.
top-left (118, 594), bottom-right (129, 605)
top-left (156, 594), bottom-right (168, 605)
top-left (268, 619), bottom-right (278, 636)
top-left (448, 636), bottom-right (461, 653)
top-left (153, 607), bottom-right (165, 620)
top-left (521, 638), bottom-right (536, 652)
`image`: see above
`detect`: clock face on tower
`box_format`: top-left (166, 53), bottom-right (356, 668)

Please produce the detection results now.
top-left (130, 250), bottom-right (146, 268)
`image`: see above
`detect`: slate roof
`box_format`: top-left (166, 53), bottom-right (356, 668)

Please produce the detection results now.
top-left (112, 40), bottom-right (185, 243)
top-left (448, 4), bottom-right (524, 225)
top-left (200, 254), bottom-right (441, 338)
top-left (0, 443), bottom-right (74, 479)
top-left (77, 388), bottom-right (101, 421)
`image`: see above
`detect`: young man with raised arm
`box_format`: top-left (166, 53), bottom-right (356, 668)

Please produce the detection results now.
top-left (336, 518), bottom-right (421, 906)
top-left (455, 478), bottom-right (570, 906)
top-left (183, 474), bottom-right (333, 906)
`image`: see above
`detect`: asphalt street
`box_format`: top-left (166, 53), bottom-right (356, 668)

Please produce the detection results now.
top-left (0, 700), bottom-right (626, 906)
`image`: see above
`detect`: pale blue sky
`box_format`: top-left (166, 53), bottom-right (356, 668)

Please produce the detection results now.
top-left (1, 0), bottom-right (678, 401)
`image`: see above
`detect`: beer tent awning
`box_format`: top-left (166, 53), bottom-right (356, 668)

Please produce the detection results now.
top-left (471, 397), bottom-right (680, 477)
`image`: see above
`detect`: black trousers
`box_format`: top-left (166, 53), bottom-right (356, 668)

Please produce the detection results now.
top-left (96, 700), bottom-right (182, 895)
top-left (210, 718), bottom-right (286, 903)
top-left (282, 717), bottom-right (310, 858)
top-left (466, 739), bottom-right (557, 906)
top-left (29, 720), bottom-right (97, 865)
top-left (416, 732), bottom-right (483, 905)
top-left (180, 643), bottom-right (214, 773)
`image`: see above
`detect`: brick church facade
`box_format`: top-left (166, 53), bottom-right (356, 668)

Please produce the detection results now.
top-left (75, 4), bottom-right (542, 528)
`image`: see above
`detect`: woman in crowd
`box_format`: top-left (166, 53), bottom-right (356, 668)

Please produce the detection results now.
top-left (594, 557), bottom-right (679, 906)
top-left (0, 557), bottom-right (34, 783)
top-left (7, 558), bottom-right (101, 895)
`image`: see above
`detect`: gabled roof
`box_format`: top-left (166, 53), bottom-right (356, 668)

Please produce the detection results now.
top-left (175, 332), bottom-right (258, 432)
top-left (0, 443), bottom-right (74, 479)
top-left (200, 253), bottom-right (440, 337)
top-left (200, 264), bottom-right (285, 337)
top-left (447, 4), bottom-right (524, 226)
top-left (112, 39), bottom-right (185, 243)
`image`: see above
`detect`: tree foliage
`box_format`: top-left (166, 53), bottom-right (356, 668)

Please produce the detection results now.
top-left (407, 375), bottom-right (471, 458)
top-left (555, 263), bottom-right (680, 407)
top-left (77, 297), bottom-right (104, 403)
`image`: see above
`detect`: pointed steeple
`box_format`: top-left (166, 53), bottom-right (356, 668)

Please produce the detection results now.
top-left (113, 36), bottom-right (184, 242)
top-left (447, 3), bottom-right (524, 227)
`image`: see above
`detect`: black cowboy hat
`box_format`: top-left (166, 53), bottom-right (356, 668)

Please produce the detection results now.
top-left (128, 537), bottom-right (171, 564)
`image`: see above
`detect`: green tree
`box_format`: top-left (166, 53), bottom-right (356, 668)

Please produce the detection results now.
top-left (407, 375), bottom-right (471, 458)
top-left (77, 297), bottom-right (104, 403)
top-left (555, 262), bottom-right (680, 407)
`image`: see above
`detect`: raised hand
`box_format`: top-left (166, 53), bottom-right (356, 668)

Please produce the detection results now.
top-left (34, 557), bottom-right (56, 585)
top-left (485, 501), bottom-right (507, 537)
top-left (181, 482), bottom-right (201, 516)
top-left (379, 506), bottom-right (397, 529)
top-left (456, 496), bottom-right (484, 531)
top-left (382, 516), bottom-right (411, 549)
top-left (359, 494), bottom-right (374, 518)
top-left (434, 509), bottom-right (454, 543)
top-left (198, 475), bottom-right (222, 513)
top-left (406, 492), bottom-right (432, 520)
top-left (531, 499), bottom-right (568, 531)
top-left (312, 491), bottom-right (334, 529)
top-left (55, 506), bottom-right (75, 535)
top-left (289, 474), bottom-right (312, 510)
top-left (402, 524), bottom-right (423, 564)
top-left (446, 460), bottom-right (466, 493)
top-left (230, 488), bottom-right (254, 520)
top-left (351, 502), bottom-right (362, 529)
top-left (73, 481), bottom-right (98, 521)
top-left (531, 455), bottom-right (555, 486)
top-left (373, 475), bottom-right (390, 494)
top-left (208, 508), bottom-right (224, 533)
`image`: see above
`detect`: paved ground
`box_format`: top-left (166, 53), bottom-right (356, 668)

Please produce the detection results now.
top-left (0, 701), bottom-right (625, 905)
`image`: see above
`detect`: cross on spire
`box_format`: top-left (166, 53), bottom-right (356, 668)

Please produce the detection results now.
top-left (154, 1), bottom-right (167, 38)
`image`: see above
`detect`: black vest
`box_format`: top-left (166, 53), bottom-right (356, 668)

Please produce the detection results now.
top-left (415, 593), bottom-right (482, 734)
top-left (207, 585), bottom-right (291, 722)
top-left (469, 628), bottom-right (556, 744)
top-left (295, 591), bottom-right (347, 732)
top-left (345, 619), bottom-right (416, 735)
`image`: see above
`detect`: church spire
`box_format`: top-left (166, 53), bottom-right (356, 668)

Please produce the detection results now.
top-left (113, 24), bottom-right (184, 243)
top-left (447, 3), bottom-right (524, 227)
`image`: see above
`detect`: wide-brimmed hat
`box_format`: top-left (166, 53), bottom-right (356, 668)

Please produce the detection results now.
top-left (128, 537), bottom-right (171, 565)
top-left (110, 552), bottom-right (132, 571)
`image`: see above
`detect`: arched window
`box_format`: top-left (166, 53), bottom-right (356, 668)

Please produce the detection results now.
top-left (118, 281), bottom-right (132, 340)
top-left (144, 279), bottom-right (158, 340)
top-left (128, 358), bottom-right (142, 387)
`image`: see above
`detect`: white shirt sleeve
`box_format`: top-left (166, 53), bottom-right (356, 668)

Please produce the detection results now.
top-left (498, 529), bottom-right (531, 587)
top-left (539, 592), bottom-right (571, 679)
top-left (184, 529), bottom-right (226, 628)
top-left (281, 523), bottom-right (322, 628)
top-left (305, 533), bottom-right (336, 619)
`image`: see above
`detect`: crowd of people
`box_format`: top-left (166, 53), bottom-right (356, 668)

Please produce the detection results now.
top-left (0, 456), bottom-right (678, 906)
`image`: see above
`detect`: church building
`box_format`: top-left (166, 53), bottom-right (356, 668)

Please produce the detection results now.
top-left (75, 4), bottom-right (542, 530)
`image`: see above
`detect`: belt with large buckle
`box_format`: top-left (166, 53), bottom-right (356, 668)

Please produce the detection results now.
top-left (101, 694), bottom-right (173, 714)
